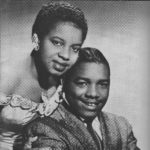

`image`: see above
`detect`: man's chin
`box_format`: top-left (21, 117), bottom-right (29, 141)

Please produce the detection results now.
top-left (79, 112), bottom-right (98, 121)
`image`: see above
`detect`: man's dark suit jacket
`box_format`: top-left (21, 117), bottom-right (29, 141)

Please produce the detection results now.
top-left (24, 103), bottom-right (140, 150)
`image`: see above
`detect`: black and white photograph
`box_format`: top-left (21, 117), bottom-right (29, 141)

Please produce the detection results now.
top-left (0, 0), bottom-right (149, 149)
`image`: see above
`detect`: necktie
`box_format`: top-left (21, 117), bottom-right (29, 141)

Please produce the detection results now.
top-left (86, 122), bottom-right (103, 150)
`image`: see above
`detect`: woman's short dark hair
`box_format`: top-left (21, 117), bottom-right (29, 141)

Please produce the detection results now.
top-left (32, 2), bottom-right (88, 42)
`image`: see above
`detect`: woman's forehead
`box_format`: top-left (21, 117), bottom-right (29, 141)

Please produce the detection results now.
top-left (47, 21), bottom-right (83, 43)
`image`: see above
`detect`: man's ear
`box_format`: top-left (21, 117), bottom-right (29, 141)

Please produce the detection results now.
top-left (32, 33), bottom-right (40, 51)
top-left (60, 79), bottom-right (65, 92)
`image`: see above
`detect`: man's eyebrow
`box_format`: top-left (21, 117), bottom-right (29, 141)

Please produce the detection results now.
top-left (98, 79), bottom-right (110, 83)
top-left (73, 77), bottom-right (90, 81)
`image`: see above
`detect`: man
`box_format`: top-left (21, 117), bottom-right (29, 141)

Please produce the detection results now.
top-left (24, 47), bottom-right (140, 150)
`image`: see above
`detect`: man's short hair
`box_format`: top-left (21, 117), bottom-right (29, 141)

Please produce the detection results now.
top-left (63, 47), bottom-right (110, 81)
top-left (32, 2), bottom-right (88, 42)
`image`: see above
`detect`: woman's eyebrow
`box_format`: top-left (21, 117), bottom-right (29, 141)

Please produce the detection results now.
top-left (51, 36), bottom-right (82, 45)
top-left (51, 36), bottom-right (64, 41)
top-left (73, 43), bottom-right (82, 46)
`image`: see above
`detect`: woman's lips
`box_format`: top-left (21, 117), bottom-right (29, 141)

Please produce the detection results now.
top-left (53, 60), bottom-right (69, 66)
top-left (53, 62), bottom-right (67, 72)
top-left (53, 60), bottom-right (69, 72)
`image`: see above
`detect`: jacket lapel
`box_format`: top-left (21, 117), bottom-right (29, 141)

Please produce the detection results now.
top-left (99, 112), bottom-right (111, 150)
top-left (57, 104), bottom-right (99, 150)
top-left (99, 112), bottom-right (122, 150)
top-left (52, 103), bottom-right (123, 150)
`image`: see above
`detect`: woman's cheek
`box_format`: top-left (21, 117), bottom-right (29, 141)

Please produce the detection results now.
top-left (70, 54), bottom-right (78, 66)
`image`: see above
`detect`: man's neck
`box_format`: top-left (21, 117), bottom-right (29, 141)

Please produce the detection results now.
top-left (62, 100), bottom-right (96, 123)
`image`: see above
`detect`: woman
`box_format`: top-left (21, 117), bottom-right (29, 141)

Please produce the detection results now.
top-left (0, 2), bottom-right (88, 149)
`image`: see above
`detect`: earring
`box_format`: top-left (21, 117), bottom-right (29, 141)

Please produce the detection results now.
top-left (32, 33), bottom-right (40, 51)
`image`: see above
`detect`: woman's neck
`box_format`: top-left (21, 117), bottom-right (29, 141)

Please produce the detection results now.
top-left (31, 50), bottom-right (60, 90)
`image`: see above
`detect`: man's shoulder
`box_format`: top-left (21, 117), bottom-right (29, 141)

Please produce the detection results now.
top-left (102, 111), bottom-right (125, 119)
top-left (101, 111), bottom-right (131, 129)
top-left (26, 104), bottom-right (66, 130)
top-left (24, 104), bottom-right (82, 143)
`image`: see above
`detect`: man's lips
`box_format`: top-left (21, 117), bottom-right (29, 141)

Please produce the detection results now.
top-left (80, 99), bottom-right (101, 109)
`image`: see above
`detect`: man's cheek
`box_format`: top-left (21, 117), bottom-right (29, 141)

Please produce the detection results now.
top-left (73, 89), bottom-right (85, 97)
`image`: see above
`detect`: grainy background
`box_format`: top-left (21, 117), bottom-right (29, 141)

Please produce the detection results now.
top-left (1, 0), bottom-right (150, 149)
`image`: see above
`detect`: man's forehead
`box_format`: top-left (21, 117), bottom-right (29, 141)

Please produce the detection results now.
top-left (70, 62), bottom-right (110, 80)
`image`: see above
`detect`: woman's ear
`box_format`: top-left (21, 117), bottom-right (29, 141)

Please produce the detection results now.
top-left (32, 33), bottom-right (40, 51)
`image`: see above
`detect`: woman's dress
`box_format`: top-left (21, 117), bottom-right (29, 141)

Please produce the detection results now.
top-left (0, 86), bottom-right (62, 150)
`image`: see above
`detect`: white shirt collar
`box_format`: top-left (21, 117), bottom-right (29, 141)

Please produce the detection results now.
top-left (63, 93), bottom-right (102, 140)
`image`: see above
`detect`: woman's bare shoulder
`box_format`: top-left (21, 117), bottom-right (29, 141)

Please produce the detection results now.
top-left (0, 57), bottom-right (30, 95)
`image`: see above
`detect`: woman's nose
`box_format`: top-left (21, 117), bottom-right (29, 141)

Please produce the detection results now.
top-left (58, 48), bottom-right (70, 61)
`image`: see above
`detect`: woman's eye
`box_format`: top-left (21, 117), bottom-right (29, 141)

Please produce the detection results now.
top-left (51, 40), bottom-right (63, 46)
top-left (72, 47), bottom-right (80, 53)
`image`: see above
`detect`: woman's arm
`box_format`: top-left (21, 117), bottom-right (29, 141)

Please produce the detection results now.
top-left (23, 137), bottom-right (67, 150)
top-left (23, 120), bottom-right (67, 150)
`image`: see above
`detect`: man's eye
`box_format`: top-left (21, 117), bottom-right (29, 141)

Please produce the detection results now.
top-left (51, 40), bottom-right (63, 46)
top-left (98, 82), bottom-right (109, 88)
top-left (76, 82), bottom-right (87, 87)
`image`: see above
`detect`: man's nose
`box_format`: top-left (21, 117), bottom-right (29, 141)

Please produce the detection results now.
top-left (85, 85), bottom-right (99, 99)
top-left (58, 47), bottom-right (70, 61)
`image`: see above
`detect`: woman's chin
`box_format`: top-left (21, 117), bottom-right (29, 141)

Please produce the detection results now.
top-left (48, 68), bottom-right (65, 76)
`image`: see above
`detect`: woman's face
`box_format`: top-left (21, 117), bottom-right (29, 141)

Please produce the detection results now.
top-left (39, 21), bottom-right (83, 76)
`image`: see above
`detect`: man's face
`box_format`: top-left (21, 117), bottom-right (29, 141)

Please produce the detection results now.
top-left (63, 62), bottom-right (110, 120)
